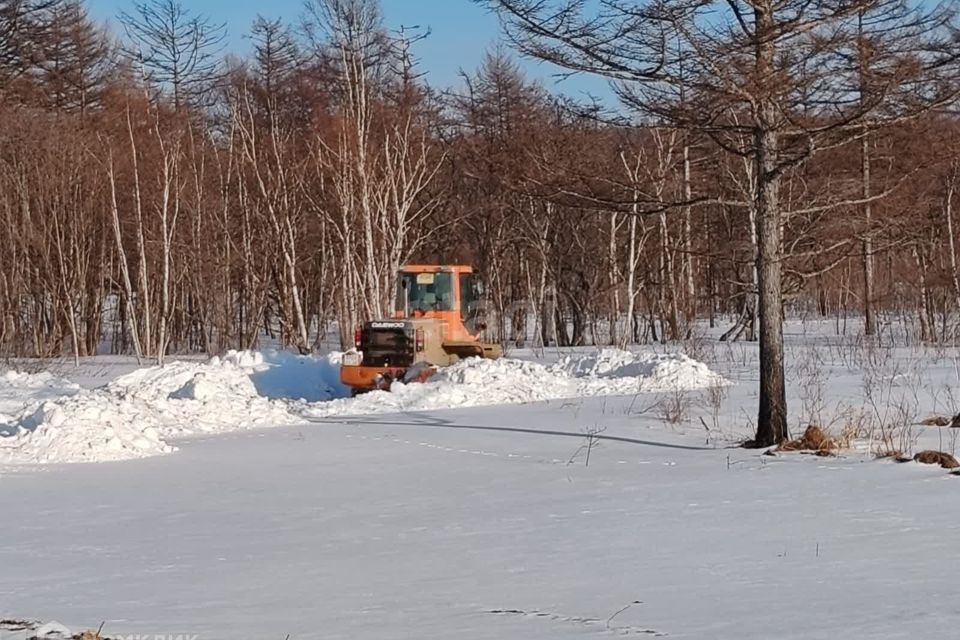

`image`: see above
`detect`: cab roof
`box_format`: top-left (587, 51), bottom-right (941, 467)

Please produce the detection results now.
top-left (400, 265), bottom-right (474, 274)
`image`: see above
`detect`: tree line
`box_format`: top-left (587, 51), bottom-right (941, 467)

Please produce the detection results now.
top-left (3, 0), bottom-right (960, 444)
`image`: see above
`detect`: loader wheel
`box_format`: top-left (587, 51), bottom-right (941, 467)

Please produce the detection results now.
top-left (409, 366), bottom-right (436, 384)
top-left (402, 362), bottom-right (437, 384)
top-left (374, 373), bottom-right (394, 391)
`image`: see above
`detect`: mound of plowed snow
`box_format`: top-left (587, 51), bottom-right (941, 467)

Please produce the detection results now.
top-left (11, 396), bottom-right (174, 462)
top-left (554, 349), bottom-right (726, 392)
top-left (0, 348), bottom-right (726, 464)
top-left (305, 348), bottom-right (728, 418)
top-left (0, 351), bottom-right (344, 464)
top-left (0, 371), bottom-right (80, 426)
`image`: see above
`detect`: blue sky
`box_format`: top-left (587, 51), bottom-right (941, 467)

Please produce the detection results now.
top-left (85, 0), bottom-right (609, 97)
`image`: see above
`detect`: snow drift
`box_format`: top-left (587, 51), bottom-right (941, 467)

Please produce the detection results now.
top-left (554, 349), bottom-right (727, 394)
top-left (305, 348), bottom-right (727, 418)
top-left (0, 348), bottom-right (726, 464)
top-left (0, 351), bottom-right (344, 464)
top-left (0, 370), bottom-right (80, 427)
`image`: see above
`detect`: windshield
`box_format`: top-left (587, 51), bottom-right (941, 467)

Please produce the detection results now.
top-left (397, 271), bottom-right (455, 312)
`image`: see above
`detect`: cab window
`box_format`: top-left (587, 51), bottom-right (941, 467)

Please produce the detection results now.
top-left (459, 273), bottom-right (477, 323)
top-left (397, 272), bottom-right (455, 312)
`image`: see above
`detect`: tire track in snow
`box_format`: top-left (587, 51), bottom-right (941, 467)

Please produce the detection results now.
top-left (486, 607), bottom-right (668, 636)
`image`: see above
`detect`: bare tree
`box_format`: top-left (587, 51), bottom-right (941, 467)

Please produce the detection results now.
top-left (479, 0), bottom-right (960, 445)
top-left (33, 0), bottom-right (112, 114)
top-left (0, 0), bottom-right (55, 87)
top-left (119, 0), bottom-right (225, 110)
top-left (304, 0), bottom-right (443, 345)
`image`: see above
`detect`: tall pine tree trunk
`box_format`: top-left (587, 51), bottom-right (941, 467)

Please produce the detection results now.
top-left (753, 2), bottom-right (788, 447)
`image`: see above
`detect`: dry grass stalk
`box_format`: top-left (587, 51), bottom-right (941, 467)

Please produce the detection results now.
top-left (875, 449), bottom-right (903, 460)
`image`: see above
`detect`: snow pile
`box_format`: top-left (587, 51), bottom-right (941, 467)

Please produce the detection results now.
top-left (0, 370), bottom-right (80, 425)
top-left (0, 369), bottom-right (79, 393)
top-left (0, 351), bottom-right (346, 464)
top-left (555, 348), bottom-right (667, 378)
top-left (104, 355), bottom-right (298, 438)
top-left (11, 396), bottom-right (174, 462)
top-left (554, 348), bottom-right (727, 393)
top-left (307, 348), bottom-right (727, 418)
top-left (0, 347), bottom-right (725, 464)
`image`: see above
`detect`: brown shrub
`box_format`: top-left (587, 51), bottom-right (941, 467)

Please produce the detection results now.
top-left (913, 450), bottom-right (960, 469)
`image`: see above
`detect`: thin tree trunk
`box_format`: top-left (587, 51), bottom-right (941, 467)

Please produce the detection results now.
top-left (608, 213), bottom-right (620, 345)
top-left (945, 167), bottom-right (960, 318)
top-left (127, 107), bottom-right (152, 357)
top-left (106, 152), bottom-right (143, 363)
top-left (682, 142), bottom-right (694, 312)
top-left (914, 247), bottom-right (932, 342)
top-left (858, 12), bottom-right (877, 338)
top-left (862, 134), bottom-right (876, 336)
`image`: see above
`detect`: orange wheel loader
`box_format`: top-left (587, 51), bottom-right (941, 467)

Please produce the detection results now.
top-left (339, 265), bottom-right (503, 394)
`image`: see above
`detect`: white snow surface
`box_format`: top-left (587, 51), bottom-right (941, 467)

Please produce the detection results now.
top-left (0, 348), bottom-right (724, 464)
top-left (5, 324), bottom-right (960, 640)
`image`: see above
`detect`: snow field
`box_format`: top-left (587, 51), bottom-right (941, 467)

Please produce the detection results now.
top-left (5, 328), bottom-right (960, 639)
top-left (3, 394), bottom-right (960, 640)
top-left (0, 348), bottom-right (726, 465)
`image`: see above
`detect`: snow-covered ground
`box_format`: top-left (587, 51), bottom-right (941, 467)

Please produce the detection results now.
top-left (3, 322), bottom-right (960, 639)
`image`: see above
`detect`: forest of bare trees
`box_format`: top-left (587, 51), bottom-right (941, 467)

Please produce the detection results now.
top-left (3, 0), bottom-right (960, 439)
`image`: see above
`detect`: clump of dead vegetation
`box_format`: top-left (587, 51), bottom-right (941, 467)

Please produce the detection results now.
top-left (911, 450), bottom-right (960, 469)
top-left (919, 414), bottom-right (960, 428)
top-left (777, 425), bottom-right (838, 456)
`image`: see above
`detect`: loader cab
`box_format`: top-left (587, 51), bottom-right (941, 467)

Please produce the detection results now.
top-left (395, 265), bottom-right (484, 339)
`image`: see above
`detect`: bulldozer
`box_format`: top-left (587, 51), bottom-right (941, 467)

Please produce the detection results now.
top-left (339, 265), bottom-right (503, 394)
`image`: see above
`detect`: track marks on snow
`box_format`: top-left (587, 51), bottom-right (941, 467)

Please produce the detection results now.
top-left (344, 432), bottom-right (558, 464)
top-left (342, 432), bottom-right (672, 468)
top-left (486, 607), bottom-right (667, 636)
